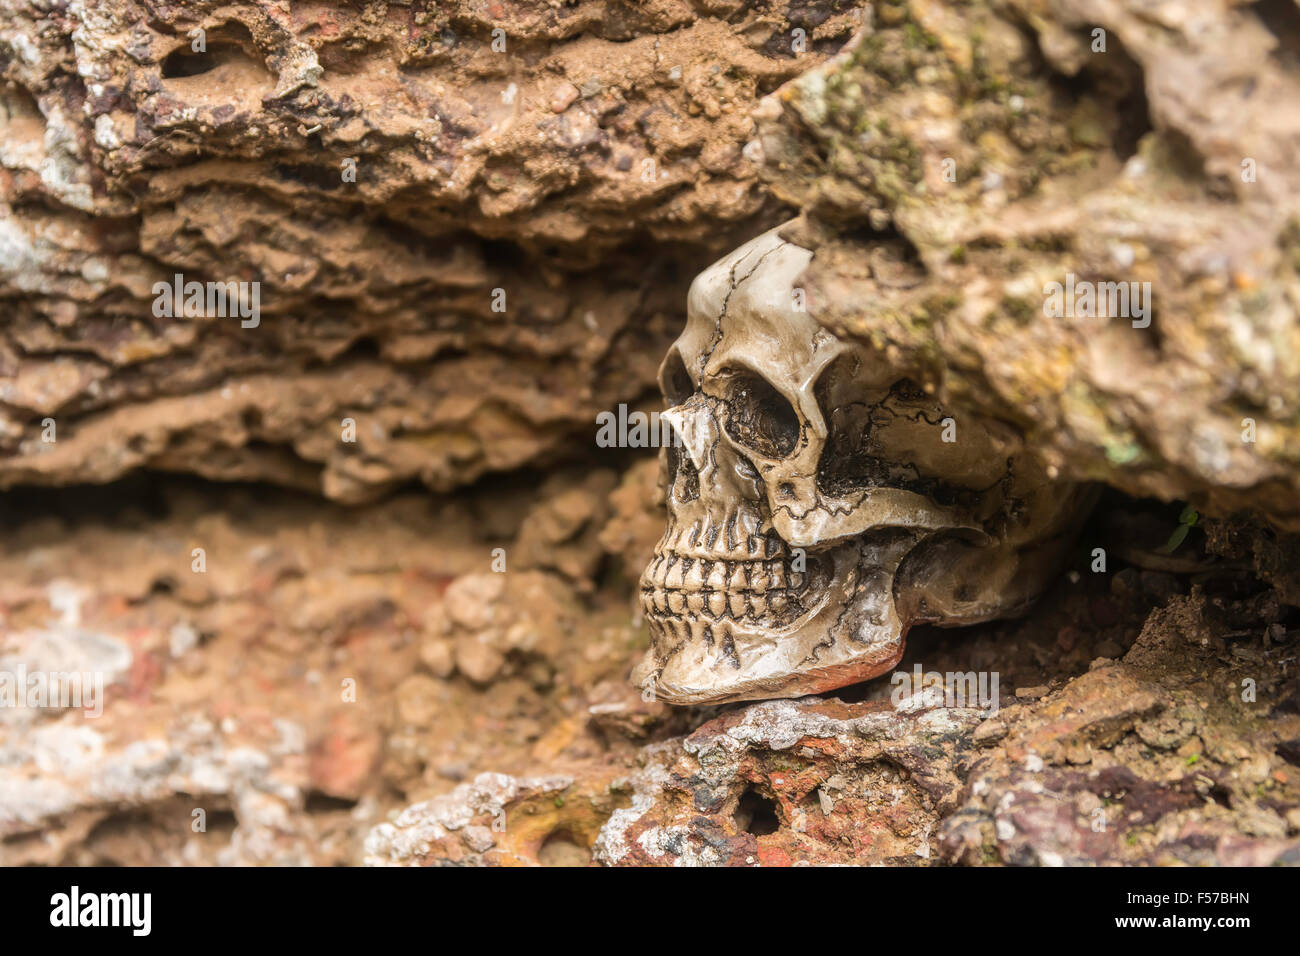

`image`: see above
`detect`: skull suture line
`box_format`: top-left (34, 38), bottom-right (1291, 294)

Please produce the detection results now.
top-left (633, 226), bottom-right (1091, 706)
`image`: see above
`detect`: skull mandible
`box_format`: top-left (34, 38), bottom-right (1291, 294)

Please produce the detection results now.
top-left (633, 225), bottom-right (1090, 705)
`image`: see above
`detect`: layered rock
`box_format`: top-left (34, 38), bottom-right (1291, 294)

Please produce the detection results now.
top-left (0, 0), bottom-right (864, 500)
top-left (756, 0), bottom-right (1300, 528)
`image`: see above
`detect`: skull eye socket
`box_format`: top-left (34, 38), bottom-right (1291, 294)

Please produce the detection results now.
top-left (814, 353), bottom-right (875, 496)
top-left (813, 355), bottom-right (977, 507)
top-left (660, 350), bottom-right (694, 407)
top-left (721, 368), bottom-right (801, 459)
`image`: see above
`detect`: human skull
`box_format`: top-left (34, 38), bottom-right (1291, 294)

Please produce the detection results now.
top-left (633, 225), bottom-right (1091, 705)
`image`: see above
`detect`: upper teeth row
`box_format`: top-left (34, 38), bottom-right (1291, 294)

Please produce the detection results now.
top-left (656, 519), bottom-right (784, 562)
top-left (642, 554), bottom-right (807, 593)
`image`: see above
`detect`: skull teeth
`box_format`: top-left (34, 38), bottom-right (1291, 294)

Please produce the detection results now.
top-left (640, 551), bottom-right (817, 627)
top-left (727, 564), bottom-right (746, 591)
top-left (707, 591), bottom-right (727, 618)
top-left (728, 591), bottom-right (747, 619)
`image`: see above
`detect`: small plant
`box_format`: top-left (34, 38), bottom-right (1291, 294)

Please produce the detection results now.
top-left (1156, 504), bottom-right (1199, 555)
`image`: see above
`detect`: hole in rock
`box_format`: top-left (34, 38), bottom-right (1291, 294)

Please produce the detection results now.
top-left (160, 22), bottom-right (268, 85)
top-left (304, 791), bottom-right (360, 814)
top-left (201, 808), bottom-right (240, 836)
top-left (1045, 33), bottom-right (1152, 162)
top-left (480, 237), bottom-right (526, 272)
top-left (537, 829), bottom-right (592, 867)
top-left (161, 47), bottom-right (217, 79)
top-left (735, 786), bottom-right (781, 836)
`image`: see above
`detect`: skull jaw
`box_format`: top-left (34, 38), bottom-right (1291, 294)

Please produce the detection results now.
top-left (632, 631), bottom-right (907, 706)
top-left (634, 535), bottom-right (920, 706)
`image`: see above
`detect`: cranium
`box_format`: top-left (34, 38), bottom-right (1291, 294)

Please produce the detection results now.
top-left (633, 225), bottom-right (1090, 705)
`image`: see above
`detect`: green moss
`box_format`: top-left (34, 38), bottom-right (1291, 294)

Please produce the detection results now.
top-left (1104, 439), bottom-right (1143, 466)
top-left (1001, 295), bottom-right (1037, 325)
top-left (903, 21), bottom-right (940, 52)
